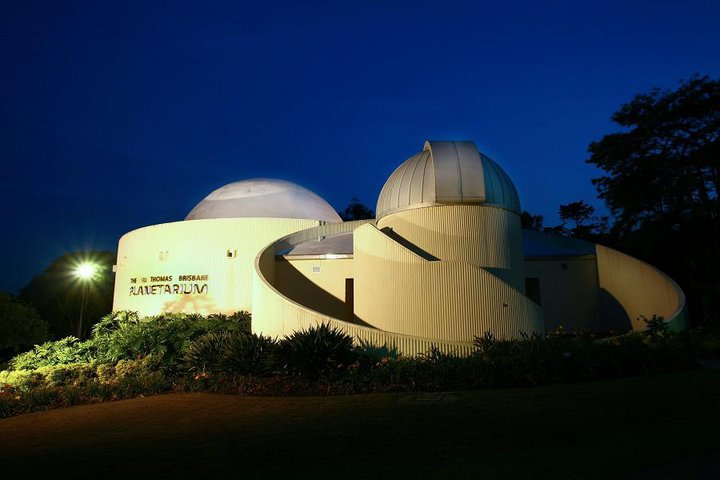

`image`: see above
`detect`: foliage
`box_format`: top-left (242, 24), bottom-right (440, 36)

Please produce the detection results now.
top-left (38, 363), bottom-right (98, 388)
top-left (182, 330), bottom-right (276, 377)
top-left (520, 211), bottom-right (544, 231)
top-left (588, 75), bottom-right (719, 231)
top-left (472, 329), bottom-right (696, 387)
top-left (4, 310), bottom-right (251, 371)
top-left (91, 310), bottom-right (251, 367)
top-left (0, 311), bottom-right (704, 418)
top-left (182, 331), bottom-right (231, 374)
top-left (354, 340), bottom-right (399, 371)
top-left (18, 251), bottom-right (116, 339)
top-left (0, 358), bottom-right (172, 417)
top-left (9, 337), bottom-right (95, 370)
top-left (587, 75), bottom-right (720, 325)
top-left (339, 197), bottom-right (374, 221)
top-left (273, 323), bottom-right (356, 380)
top-left (640, 314), bottom-right (670, 339)
top-left (221, 332), bottom-right (276, 376)
top-left (0, 292), bottom-right (48, 358)
top-left (557, 200), bottom-right (609, 239)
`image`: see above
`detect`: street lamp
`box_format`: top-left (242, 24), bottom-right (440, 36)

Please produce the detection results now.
top-left (73, 262), bottom-right (98, 339)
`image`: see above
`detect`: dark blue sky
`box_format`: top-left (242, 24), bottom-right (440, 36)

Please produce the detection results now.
top-left (1, 0), bottom-right (719, 293)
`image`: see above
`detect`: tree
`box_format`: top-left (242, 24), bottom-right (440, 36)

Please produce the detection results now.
top-left (558, 200), bottom-right (609, 239)
top-left (588, 75), bottom-right (719, 233)
top-left (339, 198), bottom-right (374, 221)
top-left (521, 211), bottom-right (544, 230)
top-left (559, 201), bottom-right (594, 230)
top-left (0, 292), bottom-right (48, 359)
top-left (587, 75), bottom-right (720, 324)
top-left (19, 251), bottom-right (116, 339)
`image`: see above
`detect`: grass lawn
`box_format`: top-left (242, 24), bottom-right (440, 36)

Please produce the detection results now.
top-left (0, 369), bottom-right (718, 479)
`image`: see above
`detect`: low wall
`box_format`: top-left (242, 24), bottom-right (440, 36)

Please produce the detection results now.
top-left (596, 245), bottom-right (686, 331)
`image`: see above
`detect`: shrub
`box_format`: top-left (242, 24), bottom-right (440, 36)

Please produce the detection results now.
top-left (9, 337), bottom-right (95, 371)
top-left (38, 363), bottom-right (98, 388)
top-left (182, 331), bottom-right (233, 374)
top-left (96, 363), bottom-right (116, 384)
top-left (112, 356), bottom-right (172, 396)
top-left (221, 332), bottom-right (276, 376)
top-left (182, 331), bottom-right (277, 376)
top-left (91, 310), bottom-right (251, 367)
top-left (640, 314), bottom-right (670, 340)
top-left (274, 323), bottom-right (356, 380)
top-left (354, 341), bottom-right (399, 373)
top-left (0, 369), bottom-right (44, 391)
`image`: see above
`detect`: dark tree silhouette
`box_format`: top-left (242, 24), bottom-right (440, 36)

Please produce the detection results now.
top-left (0, 292), bottom-right (48, 359)
top-left (521, 211), bottom-right (544, 231)
top-left (557, 200), bottom-right (609, 239)
top-left (19, 251), bottom-right (115, 339)
top-left (339, 198), bottom-right (374, 221)
top-left (587, 75), bottom-right (720, 324)
top-left (559, 201), bottom-right (594, 230)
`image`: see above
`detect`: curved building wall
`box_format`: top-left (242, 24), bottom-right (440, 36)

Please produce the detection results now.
top-left (353, 223), bottom-right (543, 340)
top-left (376, 205), bottom-right (525, 291)
top-left (113, 217), bottom-right (318, 317)
top-left (274, 257), bottom-right (355, 321)
top-left (251, 221), bottom-right (476, 355)
top-left (596, 245), bottom-right (687, 331)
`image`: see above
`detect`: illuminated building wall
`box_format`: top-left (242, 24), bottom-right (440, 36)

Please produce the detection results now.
top-left (113, 142), bottom-right (686, 355)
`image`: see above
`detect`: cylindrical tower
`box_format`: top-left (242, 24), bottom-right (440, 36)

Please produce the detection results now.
top-left (375, 141), bottom-right (525, 291)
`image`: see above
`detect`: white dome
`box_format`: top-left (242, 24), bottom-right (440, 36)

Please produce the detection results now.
top-left (186, 179), bottom-right (343, 223)
top-left (376, 141), bottom-right (521, 219)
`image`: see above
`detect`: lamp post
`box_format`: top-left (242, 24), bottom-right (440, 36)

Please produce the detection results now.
top-left (74, 263), bottom-right (97, 339)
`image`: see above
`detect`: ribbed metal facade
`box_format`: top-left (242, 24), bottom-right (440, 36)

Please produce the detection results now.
top-left (377, 204), bottom-right (525, 291)
top-left (595, 245), bottom-right (686, 331)
top-left (251, 222), bottom-right (477, 355)
top-left (376, 141), bottom-right (521, 219)
top-left (353, 223), bottom-right (544, 341)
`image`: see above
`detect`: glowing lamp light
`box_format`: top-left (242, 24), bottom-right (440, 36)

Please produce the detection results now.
top-left (75, 263), bottom-right (97, 280)
top-left (73, 261), bottom-right (99, 339)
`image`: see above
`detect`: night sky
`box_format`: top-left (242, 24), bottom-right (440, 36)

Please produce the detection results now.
top-left (1, 0), bottom-right (719, 293)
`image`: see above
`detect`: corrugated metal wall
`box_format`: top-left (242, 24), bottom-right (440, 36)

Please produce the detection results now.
top-left (251, 229), bottom-right (476, 356)
top-left (353, 223), bottom-right (544, 341)
top-left (376, 205), bottom-right (525, 291)
top-left (595, 245), bottom-right (686, 331)
top-left (113, 217), bottom-right (318, 317)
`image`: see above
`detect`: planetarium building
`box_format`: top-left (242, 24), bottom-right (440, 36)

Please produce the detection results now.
top-left (113, 141), bottom-right (686, 354)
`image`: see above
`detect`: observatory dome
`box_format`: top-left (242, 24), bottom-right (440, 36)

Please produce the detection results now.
top-left (186, 178), bottom-right (342, 223)
top-left (376, 141), bottom-right (520, 219)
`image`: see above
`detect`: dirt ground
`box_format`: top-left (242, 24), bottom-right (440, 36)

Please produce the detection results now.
top-left (1, 370), bottom-right (719, 479)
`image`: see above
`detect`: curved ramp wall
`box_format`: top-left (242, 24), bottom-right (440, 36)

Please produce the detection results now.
top-left (596, 245), bottom-right (686, 331)
top-left (376, 205), bottom-right (525, 291)
top-left (353, 223), bottom-right (544, 340)
top-left (113, 217), bottom-right (318, 317)
top-left (251, 221), bottom-right (477, 355)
